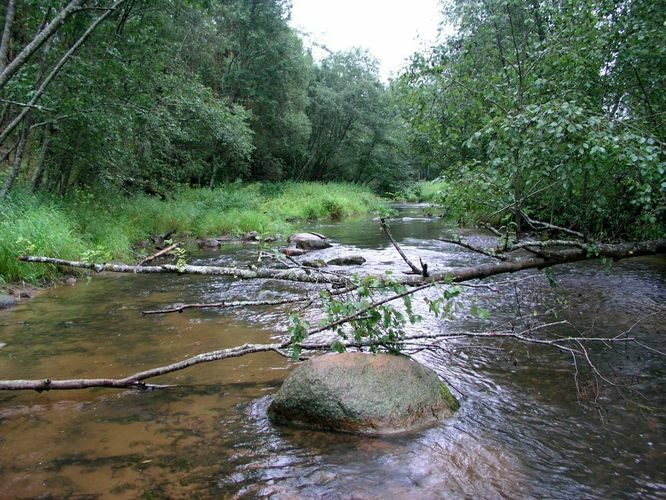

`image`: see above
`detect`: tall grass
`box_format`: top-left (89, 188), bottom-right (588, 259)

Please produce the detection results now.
top-left (0, 183), bottom-right (385, 284)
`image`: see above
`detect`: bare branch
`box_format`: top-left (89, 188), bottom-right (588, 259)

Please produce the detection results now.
top-left (438, 237), bottom-right (508, 261)
top-left (141, 297), bottom-right (312, 316)
top-left (0, 342), bottom-right (289, 391)
top-left (0, 98), bottom-right (54, 112)
top-left (380, 218), bottom-right (426, 275)
top-left (521, 211), bottom-right (585, 239)
top-left (138, 243), bottom-right (177, 266)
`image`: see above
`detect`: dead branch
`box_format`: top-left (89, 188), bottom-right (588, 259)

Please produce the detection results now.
top-left (1, 318), bottom-right (656, 392)
top-left (138, 243), bottom-right (178, 266)
top-left (141, 297), bottom-right (312, 315)
top-left (0, 342), bottom-right (289, 391)
top-left (521, 211), bottom-right (585, 239)
top-left (19, 238), bottom-right (666, 286)
top-left (380, 218), bottom-right (427, 275)
top-left (438, 237), bottom-right (508, 261)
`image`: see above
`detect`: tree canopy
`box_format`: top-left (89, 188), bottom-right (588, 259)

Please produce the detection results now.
top-left (0, 0), bottom-right (663, 239)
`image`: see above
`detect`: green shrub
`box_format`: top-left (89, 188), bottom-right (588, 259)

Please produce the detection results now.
top-left (0, 183), bottom-right (385, 283)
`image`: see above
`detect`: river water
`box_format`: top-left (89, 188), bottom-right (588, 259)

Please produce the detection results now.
top-left (0, 206), bottom-right (664, 498)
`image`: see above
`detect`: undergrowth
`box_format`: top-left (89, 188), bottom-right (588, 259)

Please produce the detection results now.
top-left (0, 182), bottom-right (385, 284)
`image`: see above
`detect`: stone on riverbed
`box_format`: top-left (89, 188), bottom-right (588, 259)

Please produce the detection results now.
top-left (199, 238), bottom-right (221, 250)
top-left (280, 247), bottom-right (307, 257)
top-left (288, 233), bottom-right (332, 251)
top-left (0, 295), bottom-right (17, 310)
top-left (302, 259), bottom-right (327, 268)
top-left (327, 255), bottom-right (366, 266)
top-left (268, 352), bottom-right (458, 434)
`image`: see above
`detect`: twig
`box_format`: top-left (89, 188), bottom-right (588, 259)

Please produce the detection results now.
top-left (438, 237), bottom-right (508, 261)
top-left (138, 243), bottom-right (177, 266)
top-left (141, 297), bottom-right (311, 315)
top-left (521, 212), bottom-right (585, 239)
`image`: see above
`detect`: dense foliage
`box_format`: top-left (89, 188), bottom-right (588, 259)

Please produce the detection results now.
top-left (0, 0), bottom-right (409, 196)
top-left (396, 0), bottom-right (664, 239)
top-left (0, 0), bottom-right (663, 251)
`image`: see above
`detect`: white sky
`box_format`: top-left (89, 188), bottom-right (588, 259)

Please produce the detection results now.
top-left (289, 0), bottom-right (444, 82)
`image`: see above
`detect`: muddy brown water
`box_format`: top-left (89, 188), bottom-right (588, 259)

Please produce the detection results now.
top-left (0, 205), bottom-right (664, 498)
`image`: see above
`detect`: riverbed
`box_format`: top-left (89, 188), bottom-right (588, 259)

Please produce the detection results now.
top-left (0, 206), bottom-right (664, 498)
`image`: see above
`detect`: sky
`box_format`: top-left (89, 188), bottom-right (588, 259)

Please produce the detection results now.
top-left (289, 0), bottom-right (445, 82)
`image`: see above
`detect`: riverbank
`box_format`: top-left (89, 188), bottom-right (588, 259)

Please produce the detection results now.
top-left (0, 182), bottom-right (386, 284)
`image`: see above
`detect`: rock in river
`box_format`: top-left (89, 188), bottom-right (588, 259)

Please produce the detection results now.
top-left (268, 352), bottom-right (458, 434)
top-left (327, 255), bottom-right (366, 266)
top-left (287, 232), bottom-right (332, 251)
top-left (0, 295), bottom-right (17, 310)
top-left (302, 259), bottom-right (327, 268)
top-left (199, 238), bottom-right (220, 250)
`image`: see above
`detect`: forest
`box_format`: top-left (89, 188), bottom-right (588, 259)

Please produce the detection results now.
top-left (0, 0), bottom-right (663, 278)
top-left (0, 1), bottom-right (665, 497)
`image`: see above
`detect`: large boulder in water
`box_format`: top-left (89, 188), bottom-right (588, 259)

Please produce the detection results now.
top-left (268, 352), bottom-right (458, 434)
top-left (287, 232), bottom-right (332, 251)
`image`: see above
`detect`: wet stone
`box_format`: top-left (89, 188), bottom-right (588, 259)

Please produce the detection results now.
top-left (302, 259), bottom-right (327, 268)
top-left (268, 352), bottom-right (458, 435)
top-left (327, 255), bottom-right (366, 266)
top-left (0, 295), bottom-right (17, 310)
top-left (288, 233), bottom-right (332, 251)
top-left (200, 238), bottom-right (221, 250)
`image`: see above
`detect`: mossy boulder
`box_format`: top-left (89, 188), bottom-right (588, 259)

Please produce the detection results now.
top-left (268, 352), bottom-right (458, 434)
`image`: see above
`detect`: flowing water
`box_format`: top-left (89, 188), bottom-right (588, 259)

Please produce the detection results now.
top-left (0, 206), bottom-right (664, 498)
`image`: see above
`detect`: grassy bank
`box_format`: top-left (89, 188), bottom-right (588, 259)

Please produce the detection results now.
top-left (0, 183), bottom-right (385, 284)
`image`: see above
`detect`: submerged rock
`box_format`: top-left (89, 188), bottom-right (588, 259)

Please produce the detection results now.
top-left (280, 247), bottom-right (307, 257)
top-left (268, 352), bottom-right (458, 434)
top-left (302, 259), bottom-right (327, 268)
top-left (0, 295), bottom-right (17, 310)
top-left (327, 255), bottom-right (366, 266)
top-left (288, 233), bottom-right (332, 251)
top-left (199, 238), bottom-right (220, 250)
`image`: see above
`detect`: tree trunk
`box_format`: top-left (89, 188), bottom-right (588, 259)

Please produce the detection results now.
top-left (0, 118), bottom-right (30, 198)
top-left (0, 0), bottom-right (83, 91)
top-left (19, 239), bottom-right (666, 286)
top-left (0, 0), bottom-right (17, 75)
top-left (0, 0), bottom-right (128, 149)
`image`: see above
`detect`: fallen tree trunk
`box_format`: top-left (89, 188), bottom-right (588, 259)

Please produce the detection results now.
top-left (0, 326), bottom-right (651, 392)
top-left (19, 239), bottom-right (666, 286)
top-left (0, 342), bottom-right (287, 391)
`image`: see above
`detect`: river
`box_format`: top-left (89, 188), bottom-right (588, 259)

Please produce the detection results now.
top-left (0, 206), bottom-right (664, 498)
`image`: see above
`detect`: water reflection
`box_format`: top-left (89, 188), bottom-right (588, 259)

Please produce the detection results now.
top-left (0, 206), bottom-right (664, 497)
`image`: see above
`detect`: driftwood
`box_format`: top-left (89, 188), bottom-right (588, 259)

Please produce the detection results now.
top-left (19, 238), bottom-right (666, 287)
top-left (0, 322), bottom-right (651, 391)
top-left (138, 243), bottom-right (177, 266)
top-left (5, 236), bottom-right (664, 392)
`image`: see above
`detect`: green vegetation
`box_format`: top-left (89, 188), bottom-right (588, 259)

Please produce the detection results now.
top-left (0, 183), bottom-right (384, 283)
top-left (395, 0), bottom-right (665, 239)
top-left (0, 0), bottom-right (664, 286)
